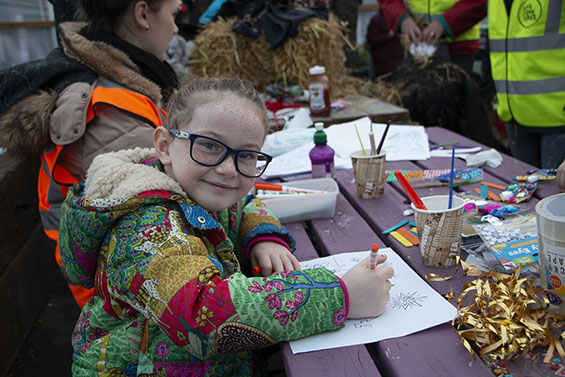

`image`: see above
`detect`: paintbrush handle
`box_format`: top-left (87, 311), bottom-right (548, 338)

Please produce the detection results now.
top-left (369, 132), bottom-right (376, 155)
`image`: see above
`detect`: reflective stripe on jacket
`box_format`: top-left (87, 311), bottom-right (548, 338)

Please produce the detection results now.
top-left (38, 78), bottom-right (166, 247)
top-left (407, 0), bottom-right (481, 42)
top-left (489, 0), bottom-right (565, 127)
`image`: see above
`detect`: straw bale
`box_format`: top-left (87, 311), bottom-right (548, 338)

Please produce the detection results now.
top-left (188, 13), bottom-right (400, 104)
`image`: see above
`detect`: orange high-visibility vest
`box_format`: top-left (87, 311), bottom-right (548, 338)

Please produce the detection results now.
top-left (38, 78), bottom-right (166, 308)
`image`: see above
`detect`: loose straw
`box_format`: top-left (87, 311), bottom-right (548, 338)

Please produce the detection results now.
top-left (354, 123), bottom-right (366, 156)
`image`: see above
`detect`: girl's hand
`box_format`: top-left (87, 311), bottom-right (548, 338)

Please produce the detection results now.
top-left (341, 255), bottom-right (394, 319)
top-left (250, 241), bottom-right (301, 276)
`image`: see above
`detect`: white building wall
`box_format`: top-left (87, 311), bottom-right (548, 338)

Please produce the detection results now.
top-left (0, 0), bottom-right (56, 69)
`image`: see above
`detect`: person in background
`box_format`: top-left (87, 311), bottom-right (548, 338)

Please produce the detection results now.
top-left (378, 0), bottom-right (486, 76)
top-left (366, 8), bottom-right (404, 78)
top-left (166, 1), bottom-right (197, 76)
top-left (488, 0), bottom-right (565, 169)
top-left (0, 0), bottom-right (180, 308)
top-left (59, 76), bottom-right (395, 376)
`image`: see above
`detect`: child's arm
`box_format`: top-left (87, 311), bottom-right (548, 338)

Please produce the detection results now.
top-left (236, 196), bottom-right (297, 269)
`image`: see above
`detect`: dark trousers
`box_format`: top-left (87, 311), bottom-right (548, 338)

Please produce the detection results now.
top-left (505, 121), bottom-right (565, 169)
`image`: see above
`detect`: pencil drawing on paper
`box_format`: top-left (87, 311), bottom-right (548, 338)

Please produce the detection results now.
top-left (390, 292), bottom-right (427, 310)
top-left (305, 254), bottom-right (365, 277)
top-left (352, 317), bottom-right (378, 328)
top-left (291, 250), bottom-right (458, 354)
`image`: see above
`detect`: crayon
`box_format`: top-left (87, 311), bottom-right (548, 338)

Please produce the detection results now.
top-left (251, 266), bottom-right (262, 275)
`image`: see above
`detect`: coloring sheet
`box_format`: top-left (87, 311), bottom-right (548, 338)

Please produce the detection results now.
top-left (324, 117), bottom-right (430, 161)
top-left (261, 117), bottom-right (430, 179)
top-left (289, 248), bottom-right (458, 354)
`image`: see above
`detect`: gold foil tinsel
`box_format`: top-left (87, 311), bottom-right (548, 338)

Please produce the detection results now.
top-left (443, 261), bottom-right (565, 363)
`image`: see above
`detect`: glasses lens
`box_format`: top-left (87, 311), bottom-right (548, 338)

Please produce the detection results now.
top-left (191, 136), bottom-right (227, 165)
top-left (236, 151), bottom-right (270, 177)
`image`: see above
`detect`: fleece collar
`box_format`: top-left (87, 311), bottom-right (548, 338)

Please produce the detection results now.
top-left (84, 147), bottom-right (185, 200)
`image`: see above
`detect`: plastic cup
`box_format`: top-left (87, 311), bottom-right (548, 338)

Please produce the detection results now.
top-left (350, 150), bottom-right (386, 199)
top-left (536, 193), bottom-right (565, 314)
top-left (411, 195), bottom-right (465, 268)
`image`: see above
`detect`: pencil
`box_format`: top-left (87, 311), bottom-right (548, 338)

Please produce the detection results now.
top-left (376, 120), bottom-right (391, 154)
top-left (369, 243), bottom-right (379, 269)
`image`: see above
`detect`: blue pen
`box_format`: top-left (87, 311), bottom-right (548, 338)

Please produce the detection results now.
top-left (448, 147), bottom-right (455, 209)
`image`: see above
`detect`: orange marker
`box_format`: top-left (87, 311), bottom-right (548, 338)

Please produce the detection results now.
top-left (251, 266), bottom-right (262, 275)
top-left (369, 243), bottom-right (379, 269)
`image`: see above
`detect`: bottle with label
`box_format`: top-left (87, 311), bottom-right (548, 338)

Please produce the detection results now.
top-left (308, 65), bottom-right (331, 117)
top-left (309, 122), bottom-right (335, 178)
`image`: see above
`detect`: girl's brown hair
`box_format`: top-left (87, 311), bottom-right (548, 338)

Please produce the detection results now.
top-left (166, 77), bottom-right (269, 135)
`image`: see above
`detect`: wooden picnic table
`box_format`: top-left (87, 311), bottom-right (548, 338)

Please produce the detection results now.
top-left (269, 126), bottom-right (561, 377)
top-left (311, 95), bottom-right (410, 126)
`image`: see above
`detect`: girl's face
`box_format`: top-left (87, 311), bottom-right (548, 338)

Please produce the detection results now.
top-left (157, 94), bottom-right (266, 212)
top-left (141, 0), bottom-right (181, 60)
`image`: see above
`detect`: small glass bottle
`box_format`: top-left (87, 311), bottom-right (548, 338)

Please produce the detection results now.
top-left (308, 65), bottom-right (331, 117)
top-left (309, 122), bottom-right (335, 178)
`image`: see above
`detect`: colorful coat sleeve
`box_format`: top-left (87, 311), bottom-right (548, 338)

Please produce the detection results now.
top-left (102, 201), bottom-right (346, 359)
top-left (215, 195), bottom-right (296, 266)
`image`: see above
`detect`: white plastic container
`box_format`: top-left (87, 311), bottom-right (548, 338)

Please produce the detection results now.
top-left (260, 178), bottom-right (338, 223)
top-left (536, 193), bottom-right (565, 314)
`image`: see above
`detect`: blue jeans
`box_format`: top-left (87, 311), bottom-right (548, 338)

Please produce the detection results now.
top-left (506, 121), bottom-right (565, 169)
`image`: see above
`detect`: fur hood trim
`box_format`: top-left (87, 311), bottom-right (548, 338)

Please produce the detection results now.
top-left (84, 148), bottom-right (186, 200)
top-left (0, 90), bottom-right (57, 160)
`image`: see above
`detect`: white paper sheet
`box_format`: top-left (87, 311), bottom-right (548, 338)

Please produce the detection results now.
top-left (324, 117), bottom-right (430, 161)
top-left (289, 248), bottom-right (458, 354)
top-left (261, 117), bottom-right (430, 179)
top-left (261, 142), bottom-right (351, 180)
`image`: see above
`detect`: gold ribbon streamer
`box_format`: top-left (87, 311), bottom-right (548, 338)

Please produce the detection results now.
top-left (428, 258), bottom-right (565, 362)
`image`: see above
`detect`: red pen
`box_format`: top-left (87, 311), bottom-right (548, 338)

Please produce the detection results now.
top-left (369, 243), bottom-right (379, 269)
top-left (394, 170), bottom-right (428, 210)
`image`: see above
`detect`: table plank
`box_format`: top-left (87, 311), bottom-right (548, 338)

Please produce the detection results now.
top-left (309, 194), bottom-right (387, 256)
top-left (332, 168), bottom-right (494, 377)
top-left (281, 342), bottom-right (381, 377)
top-left (425, 126), bottom-right (559, 200)
top-left (281, 203), bottom-right (383, 377)
top-left (376, 323), bottom-right (493, 377)
top-left (312, 96), bottom-right (410, 126)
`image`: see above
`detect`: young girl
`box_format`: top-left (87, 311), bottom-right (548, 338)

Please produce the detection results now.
top-left (59, 77), bottom-right (394, 376)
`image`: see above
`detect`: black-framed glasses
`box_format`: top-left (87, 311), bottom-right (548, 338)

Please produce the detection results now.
top-left (168, 129), bottom-right (273, 178)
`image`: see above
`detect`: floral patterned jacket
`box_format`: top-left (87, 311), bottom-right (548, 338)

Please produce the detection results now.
top-left (59, 148), bottom-right (349, 377)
